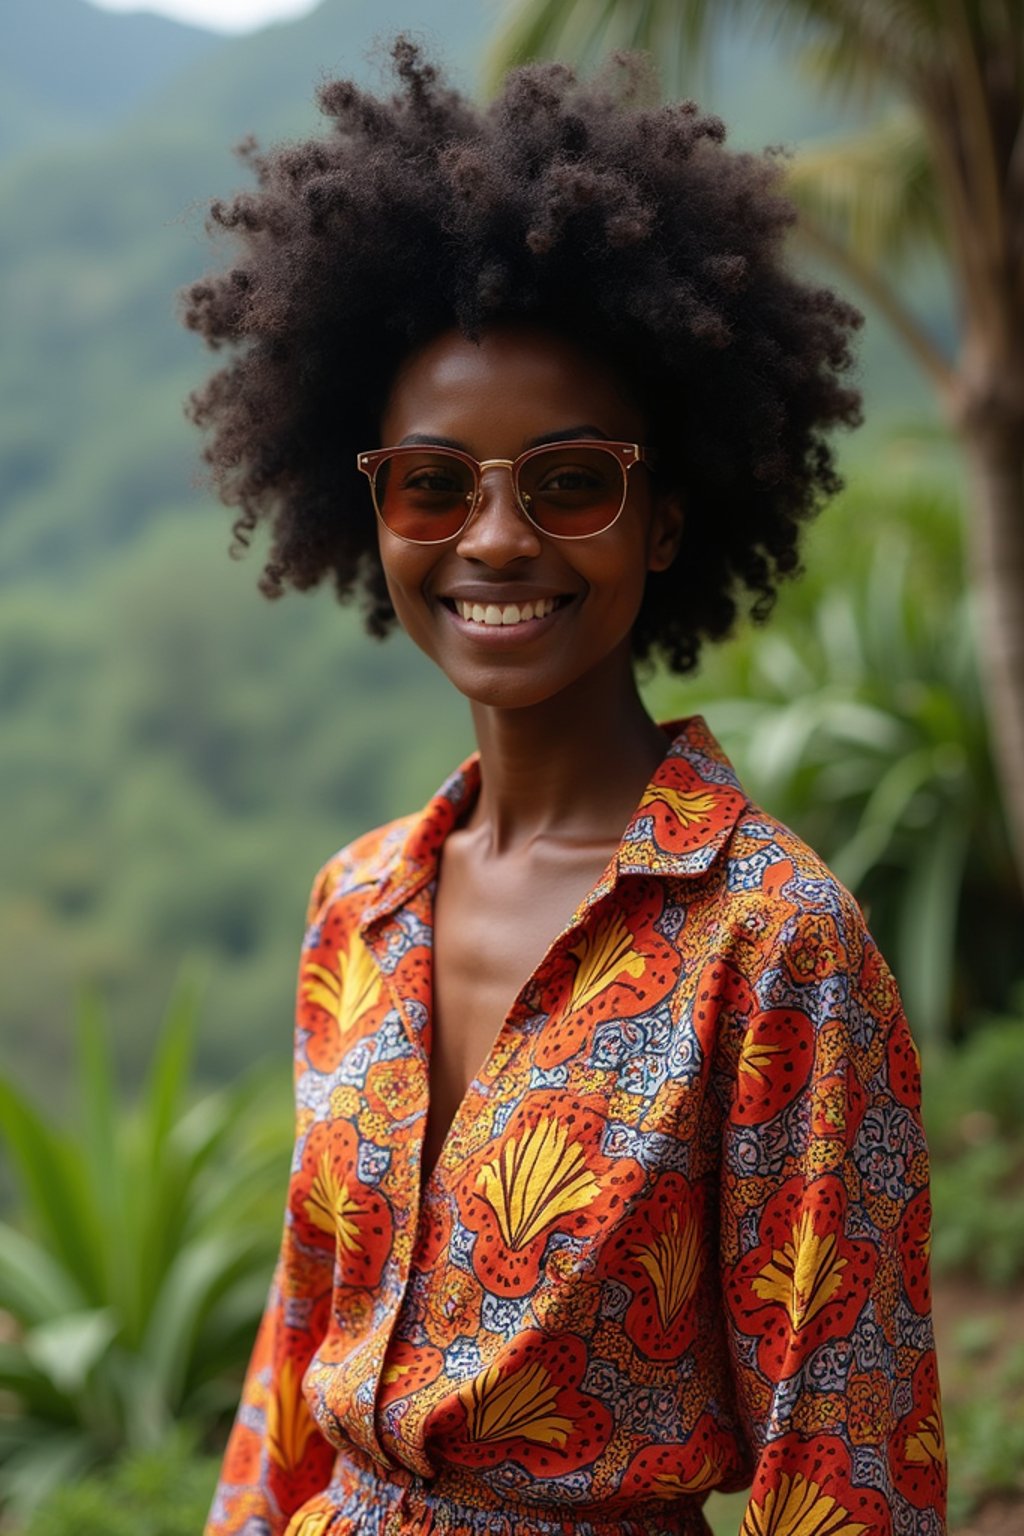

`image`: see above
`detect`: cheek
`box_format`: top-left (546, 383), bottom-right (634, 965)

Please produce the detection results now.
top-left (377, 533), bottom-right (424, 607)
top-left (376, 535), bottom-right (447, 654)
top-left (590, 525), bottom-right (656, 605)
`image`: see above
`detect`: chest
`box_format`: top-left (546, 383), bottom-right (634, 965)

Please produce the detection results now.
top-left (421, 840), bottom-right (614, 1180)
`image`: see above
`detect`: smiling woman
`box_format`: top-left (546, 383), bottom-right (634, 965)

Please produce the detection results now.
top-left (183, 37), bottom-right (946, 1536)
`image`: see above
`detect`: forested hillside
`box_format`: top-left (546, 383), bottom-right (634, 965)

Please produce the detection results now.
top-left (0, 0), bottom-right (946, 1092)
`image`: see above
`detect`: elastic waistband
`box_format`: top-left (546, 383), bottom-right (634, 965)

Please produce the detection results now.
top-left (282, 1442), bottom-right (712, 1536)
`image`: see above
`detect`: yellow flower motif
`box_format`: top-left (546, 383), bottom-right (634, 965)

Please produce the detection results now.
top-left (382, 1360), bottom-right (411, 1385)
top-left (460, 1360), bottom-right (572, 1446)
top-left (303, 1152), bottom-right (365, 1254)
top-left (741, 1473), bottom-right (869, 1536)
top-left (906, 1405), bottom-right (944, 1465)
top-left (303, 935), bottom-right (382, 1025)
top-left (752, 1209), bottom-right (847, 1330)
top-left (284, 1509), bottom-right (335, 1536)
top-left (476, 1115), bottom-right (600, 1249)
top-left (637, 1208), bottom-right (701, 1330)
top-left (567, 911), bottom-right (645, 1013)
top-left (651, 1452), bottom-right (722, 1497)
top-left (267, 1359), bottom-right (317, 1472)
top-left (739, 1034), bottom-right (782, 1084)
top-left (644, 785), bottom-right (717, 826)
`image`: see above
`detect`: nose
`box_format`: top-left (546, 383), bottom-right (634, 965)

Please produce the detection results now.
top-left (454, 462), bottom-right (544, 565)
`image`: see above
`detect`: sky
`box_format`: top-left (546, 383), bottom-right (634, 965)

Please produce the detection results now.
top-left (88, 0), bottom-right (320, 32)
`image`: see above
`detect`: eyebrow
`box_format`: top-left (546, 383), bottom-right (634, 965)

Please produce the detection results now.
top-left (395, 425), bottom-right (613, 451)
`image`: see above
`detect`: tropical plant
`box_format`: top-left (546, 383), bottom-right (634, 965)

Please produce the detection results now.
top-left (923, 1002), bottom-right (1024, 1285)
top-left (21, 1431), bottom-right (220, 1536)
top-left (0, 971), bottom-right (292, 1518)
top-left (943, 1337), bottom-right (1024, 1523)
top-left (489, 0), bottom-right (1024, 902)
top-left (647, 469), bottom-right (1021, 1044)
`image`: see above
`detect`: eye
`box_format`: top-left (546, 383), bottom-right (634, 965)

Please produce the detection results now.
top-left (390, 454), bottom-right (475, 506)
top-left (402, 467), bottom-right (466, 495)
top-left (536, 463), bottom-right (605, 493)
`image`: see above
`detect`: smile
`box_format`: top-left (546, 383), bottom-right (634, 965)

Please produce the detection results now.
top-left (440, 595), bottom-right (573, 628)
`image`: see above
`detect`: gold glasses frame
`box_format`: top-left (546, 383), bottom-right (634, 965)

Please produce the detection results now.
top-left (355, 439), bottom-right (655, 545)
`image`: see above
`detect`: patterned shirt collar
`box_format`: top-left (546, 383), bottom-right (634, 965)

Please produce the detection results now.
top-left (361, 716), bottom-right (748, 929)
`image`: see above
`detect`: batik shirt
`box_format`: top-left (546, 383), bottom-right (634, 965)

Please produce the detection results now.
top-left (206, 717), bottom-right (946, 1536)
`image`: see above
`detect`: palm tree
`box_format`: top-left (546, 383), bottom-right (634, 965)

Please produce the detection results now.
top-left (489, 0), bottom-right (1024, 895)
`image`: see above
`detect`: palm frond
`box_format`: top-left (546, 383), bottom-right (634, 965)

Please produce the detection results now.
top-left (785, 110), bottom-right (944, 266)
top-left (485, 0), bottom-right (721, 96)
top-left (486, 0), bottom-right (945, 100)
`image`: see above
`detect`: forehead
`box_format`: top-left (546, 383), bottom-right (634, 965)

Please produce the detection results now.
top-left (380, 325), bottom-right (646, 449)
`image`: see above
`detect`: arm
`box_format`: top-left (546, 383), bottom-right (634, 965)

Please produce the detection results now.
top-left (205, 870), bottom-right (340, 1536)
top-left (718, 896), bottom-right (946, 1535)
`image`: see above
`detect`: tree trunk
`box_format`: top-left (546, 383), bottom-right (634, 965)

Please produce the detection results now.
top-left (961, 419), bottom-right (1024, 897)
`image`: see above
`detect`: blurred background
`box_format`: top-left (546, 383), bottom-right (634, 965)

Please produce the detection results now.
top-left (1, 0), bottom-right (1022, 1531)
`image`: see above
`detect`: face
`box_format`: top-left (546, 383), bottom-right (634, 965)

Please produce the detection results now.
top-left (373, 325), bottom-right (682, 712)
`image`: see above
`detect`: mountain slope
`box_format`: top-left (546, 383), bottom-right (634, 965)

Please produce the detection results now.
top-left (1, 0), bottom-right (221, 160)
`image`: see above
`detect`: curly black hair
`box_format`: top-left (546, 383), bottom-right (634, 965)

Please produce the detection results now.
top-left (183, 37), bottom-right (862, 675)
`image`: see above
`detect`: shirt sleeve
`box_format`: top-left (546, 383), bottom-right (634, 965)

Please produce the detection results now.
top-left (717, 895), bottom-right (947, 1535)
top-left (205, 869), bottom-right (340, 1536)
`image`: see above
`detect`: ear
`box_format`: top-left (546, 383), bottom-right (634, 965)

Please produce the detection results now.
top-left (646, 490), bottom-right (684, 573)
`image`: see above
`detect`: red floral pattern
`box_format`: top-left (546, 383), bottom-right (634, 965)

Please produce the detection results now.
top-left (205, 719), bottom-right (946, 1536)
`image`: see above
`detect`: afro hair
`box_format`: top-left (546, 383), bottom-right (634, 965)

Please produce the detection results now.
top-left (183, 37), bottom-right (862, 674)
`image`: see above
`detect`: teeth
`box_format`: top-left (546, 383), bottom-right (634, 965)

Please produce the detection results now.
top-left (455, 597), bottom-right (558, 626)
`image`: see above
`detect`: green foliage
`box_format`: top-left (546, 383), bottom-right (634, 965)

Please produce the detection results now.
top-left (0, 510), bottom-right (472, 1094)
top-left (946, 1390), bottom-right (1024, 1525)
top-left (21, 1433), bottom-right (220, 1536)
top-left (943, 1334), bottom-right (1024, 1523)
top-left (650, 462), bottom-right (1022, 1044)
top-left (0, 975), bottom-right (293, 1517)
top-left (923, 1007), bottom-right (1024, 1286)
top-left (705, 1488), bottom-right (751, 1533)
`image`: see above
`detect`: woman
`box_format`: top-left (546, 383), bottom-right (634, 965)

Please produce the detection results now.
top-left (185, 40), bottom-right (946, 1536)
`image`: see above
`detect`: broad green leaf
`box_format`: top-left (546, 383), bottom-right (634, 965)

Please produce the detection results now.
top-left (0, 1430), bottom-right (98, 1517)
top-left (0, 1222), bottom-right (86, 1322)
top-left (898, 816), bottom-right (970, 1043)
top-left (0, 1078), bottom-right (104, 1301)
top-left (141, 962), bottom-right (205, 1172)
top-left (23, 1308), bottom-right (119, 1396)
top-left (0, 1343), bottom-right (73, 1418)
top-left (142, 1231), bottom-right (257, 1409)
top-left (75, 989), bottom-right (122, 1305)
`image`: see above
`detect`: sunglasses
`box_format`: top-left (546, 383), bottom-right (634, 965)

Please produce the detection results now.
top-left (356, 440), bottom-right (655, 544)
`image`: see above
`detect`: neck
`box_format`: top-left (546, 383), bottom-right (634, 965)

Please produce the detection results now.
top-left (467, 650), bottom-right (669, 854)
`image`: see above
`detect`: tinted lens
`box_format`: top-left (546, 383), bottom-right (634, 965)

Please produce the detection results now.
top-left (374, 450), bottom-right (475, 541)
top-left (518, 446), bottom-right (625, 536)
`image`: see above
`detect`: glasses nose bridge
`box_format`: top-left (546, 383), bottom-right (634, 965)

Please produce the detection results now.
top-left (465, 455), bottom-right (530, 524)
top-left (473, 455), bottom-right (518, 505)
top-left (456, 453), bottom-right (542, 558)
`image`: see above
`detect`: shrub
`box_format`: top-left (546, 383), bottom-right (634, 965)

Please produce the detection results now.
top-left (21, 1433), bottom-right (220, 1536)
top-left (0, 973), bottom-right (291, 1517)
top-left (924, 1004), bottom-right (1024, 1287)
top-left (654, 468), bottom-right (1022, 1044)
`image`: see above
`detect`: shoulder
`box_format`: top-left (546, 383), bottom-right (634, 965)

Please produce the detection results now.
top-left (710, 800), bottom-right (906, 1041)
top-left (302, 812), bottom-right (419, 929)
top-left (721, 800), bottom-right (874, 941)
